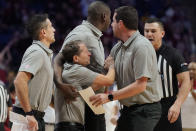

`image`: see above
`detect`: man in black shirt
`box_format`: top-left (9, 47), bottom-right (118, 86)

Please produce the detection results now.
top-left (144, 17), bottom-right (191, 131)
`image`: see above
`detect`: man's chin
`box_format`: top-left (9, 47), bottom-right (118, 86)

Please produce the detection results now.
top-left (83, 63), bottom-right (90, 67)
top-left (151, 41), bottom-right (155, 45)
top-left (51, 39), bottom-right (55, 44)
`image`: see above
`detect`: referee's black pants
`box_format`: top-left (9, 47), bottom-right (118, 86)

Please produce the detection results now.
top-left (115, 102), bottom-right (161, 131)
top-left (154, 97), bottom-right (182, 131)
top-left (84, 103), bottom-right (106, 131)
top-left (0, 122), bottom-right (4, 131)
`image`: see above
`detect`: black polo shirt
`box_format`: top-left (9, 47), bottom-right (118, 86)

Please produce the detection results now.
top-left (156, 44), bottom-right (188, 98)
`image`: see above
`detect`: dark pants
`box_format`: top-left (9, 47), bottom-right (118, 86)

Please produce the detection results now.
top-left (115, 102), bottom-right (161, 131)
top-left (13, 106), bottom-right (45, 131)
top-left (84, 103), bottom-right (106, 131)
top-left (0, 122), bottom-right (4, 131)
top-left (154, 97), bottom-right (182, 131)
top-left (55, 122), bottom-right (84, 131)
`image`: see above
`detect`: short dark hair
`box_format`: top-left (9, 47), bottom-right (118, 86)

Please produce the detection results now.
top-left (145, 17), bottom-right (164, 30)
top-left (61, 40), bottom-right (83, 63)
top-left (115, 6), bottom-right (138, 30)
top-left (26, 14), bottom-right (48, 40)
top-left (87, 1), bottom-right (110, 24)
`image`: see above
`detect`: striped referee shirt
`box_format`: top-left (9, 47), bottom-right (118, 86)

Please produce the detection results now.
top-left (156, 44), bottom-right (188, 99)
top-left (0, 81), bottom-right (12, 122)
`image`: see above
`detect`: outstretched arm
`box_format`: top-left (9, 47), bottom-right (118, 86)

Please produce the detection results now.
top-left (91, 66), bottom-right (115, 91)
top-left (53, 53), bottom-right (78, 101)
top-left (91, 56), bottom-right (115, 91)
top-left (90, 77), bottom-right (147, 106)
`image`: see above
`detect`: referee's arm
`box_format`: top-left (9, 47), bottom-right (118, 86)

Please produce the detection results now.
top-left (168, 71), bottom-right (191, 123)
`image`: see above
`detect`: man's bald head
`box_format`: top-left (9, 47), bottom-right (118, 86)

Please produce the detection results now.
top-left (87, 1), bottom-right (110, 25)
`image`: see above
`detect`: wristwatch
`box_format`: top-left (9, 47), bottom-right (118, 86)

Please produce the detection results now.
top-left (25, 110), bottom-right (34, 116)
top-left (108, 93), bottom-right (114, 101)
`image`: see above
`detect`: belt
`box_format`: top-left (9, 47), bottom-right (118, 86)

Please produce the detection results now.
top-left (55, 122), bottom-right (84, 129)
top-left (13, 106), bottom-right (45, 119)
top-left (161, 96), bottom-right (176, 103)
top-left (45, 122), bottom-right (55, 126)
top-left (124, 101), bottom-right (160, 110)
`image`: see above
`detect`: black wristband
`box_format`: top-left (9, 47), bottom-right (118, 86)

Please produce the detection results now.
top-left (108, 93), bottom-right (114, 101)
top-left (25, 110), bottom-right (34, 116)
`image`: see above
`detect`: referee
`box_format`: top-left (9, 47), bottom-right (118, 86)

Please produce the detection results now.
top-left (0, 80), bottom-right (12, 131)
top-left (144, 17), bottom-right (191, 131)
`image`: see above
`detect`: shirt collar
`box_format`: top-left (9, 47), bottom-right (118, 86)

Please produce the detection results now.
top-left (156, 42), bottom-right (165, 53)
top-left (32, 40), bottom-right (53, 54)
top-left (82, 20), bottom-right (103, 38)
top-left (123, 30), bottom-right (140, 47)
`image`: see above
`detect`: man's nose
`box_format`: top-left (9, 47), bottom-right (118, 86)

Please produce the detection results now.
top-left (148, 32), bottom-right (153, 36)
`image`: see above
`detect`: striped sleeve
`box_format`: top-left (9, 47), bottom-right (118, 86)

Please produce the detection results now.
top-left (0, 85), bottom-right (8, 122)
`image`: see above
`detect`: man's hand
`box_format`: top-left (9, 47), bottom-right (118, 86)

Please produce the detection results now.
top-left (89, 93), bottom-right (109, 107)
top-left (58, 83), bottom-right (79, 103)
top-left (168, 103), bottom-right (181, 123)
top-left (104, 56), bottom-right (114, 70)
top-left (26, 115), bottom-right (38, 131)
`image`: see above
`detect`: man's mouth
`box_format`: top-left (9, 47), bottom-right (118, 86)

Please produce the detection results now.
top-left (148, 39), bottom-right (153, 41)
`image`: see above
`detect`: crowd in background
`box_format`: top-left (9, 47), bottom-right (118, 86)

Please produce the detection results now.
top-left (0, 0), bottom-right (195, 76)
top-left (0, 0), bottom-right (195, 91)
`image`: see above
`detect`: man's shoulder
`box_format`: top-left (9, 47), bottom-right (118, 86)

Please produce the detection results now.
top-left (0, 80), bottom-right (5, 88)
top-left (159, 44), bottom-right (187, 69)
top-left (24, 44), bottom-right (45, 56)
top-left (72, 64), bottom-right (90, 73)
top-left (63, 64), bottom-right (96, 80)
top-left (133, 36), bottom-right (154, 52)
top-left (160, 44), bottom-right (182, 57)
top-left (64, 26), bottom-right (94, 45)
top-left (162, 44), bottom-right (175, 51)
top-left (135, 34), bottom-right (151, 46)
top-left (0, 80), bottom-right (7, 94)
top-left (64, 64), bottom-right (88, 73)
top-left (69, 24), bottom-right (93, 37)
top-left (25, 44), bottom-right (40, 52)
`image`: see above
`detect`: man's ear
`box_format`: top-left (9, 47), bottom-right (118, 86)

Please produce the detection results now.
top-left (101, 13), bottom-right (106, 22)
top-left (39, 28), bottom-right (46, 39)
top-left (119, 20), bottom-right (124, 27)
top-left (41, 28), bottom-right (46, 35)
top-left (161, 30), bottom-right (165, 38)
top-left (73, 55), bottom-right (79, 63)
